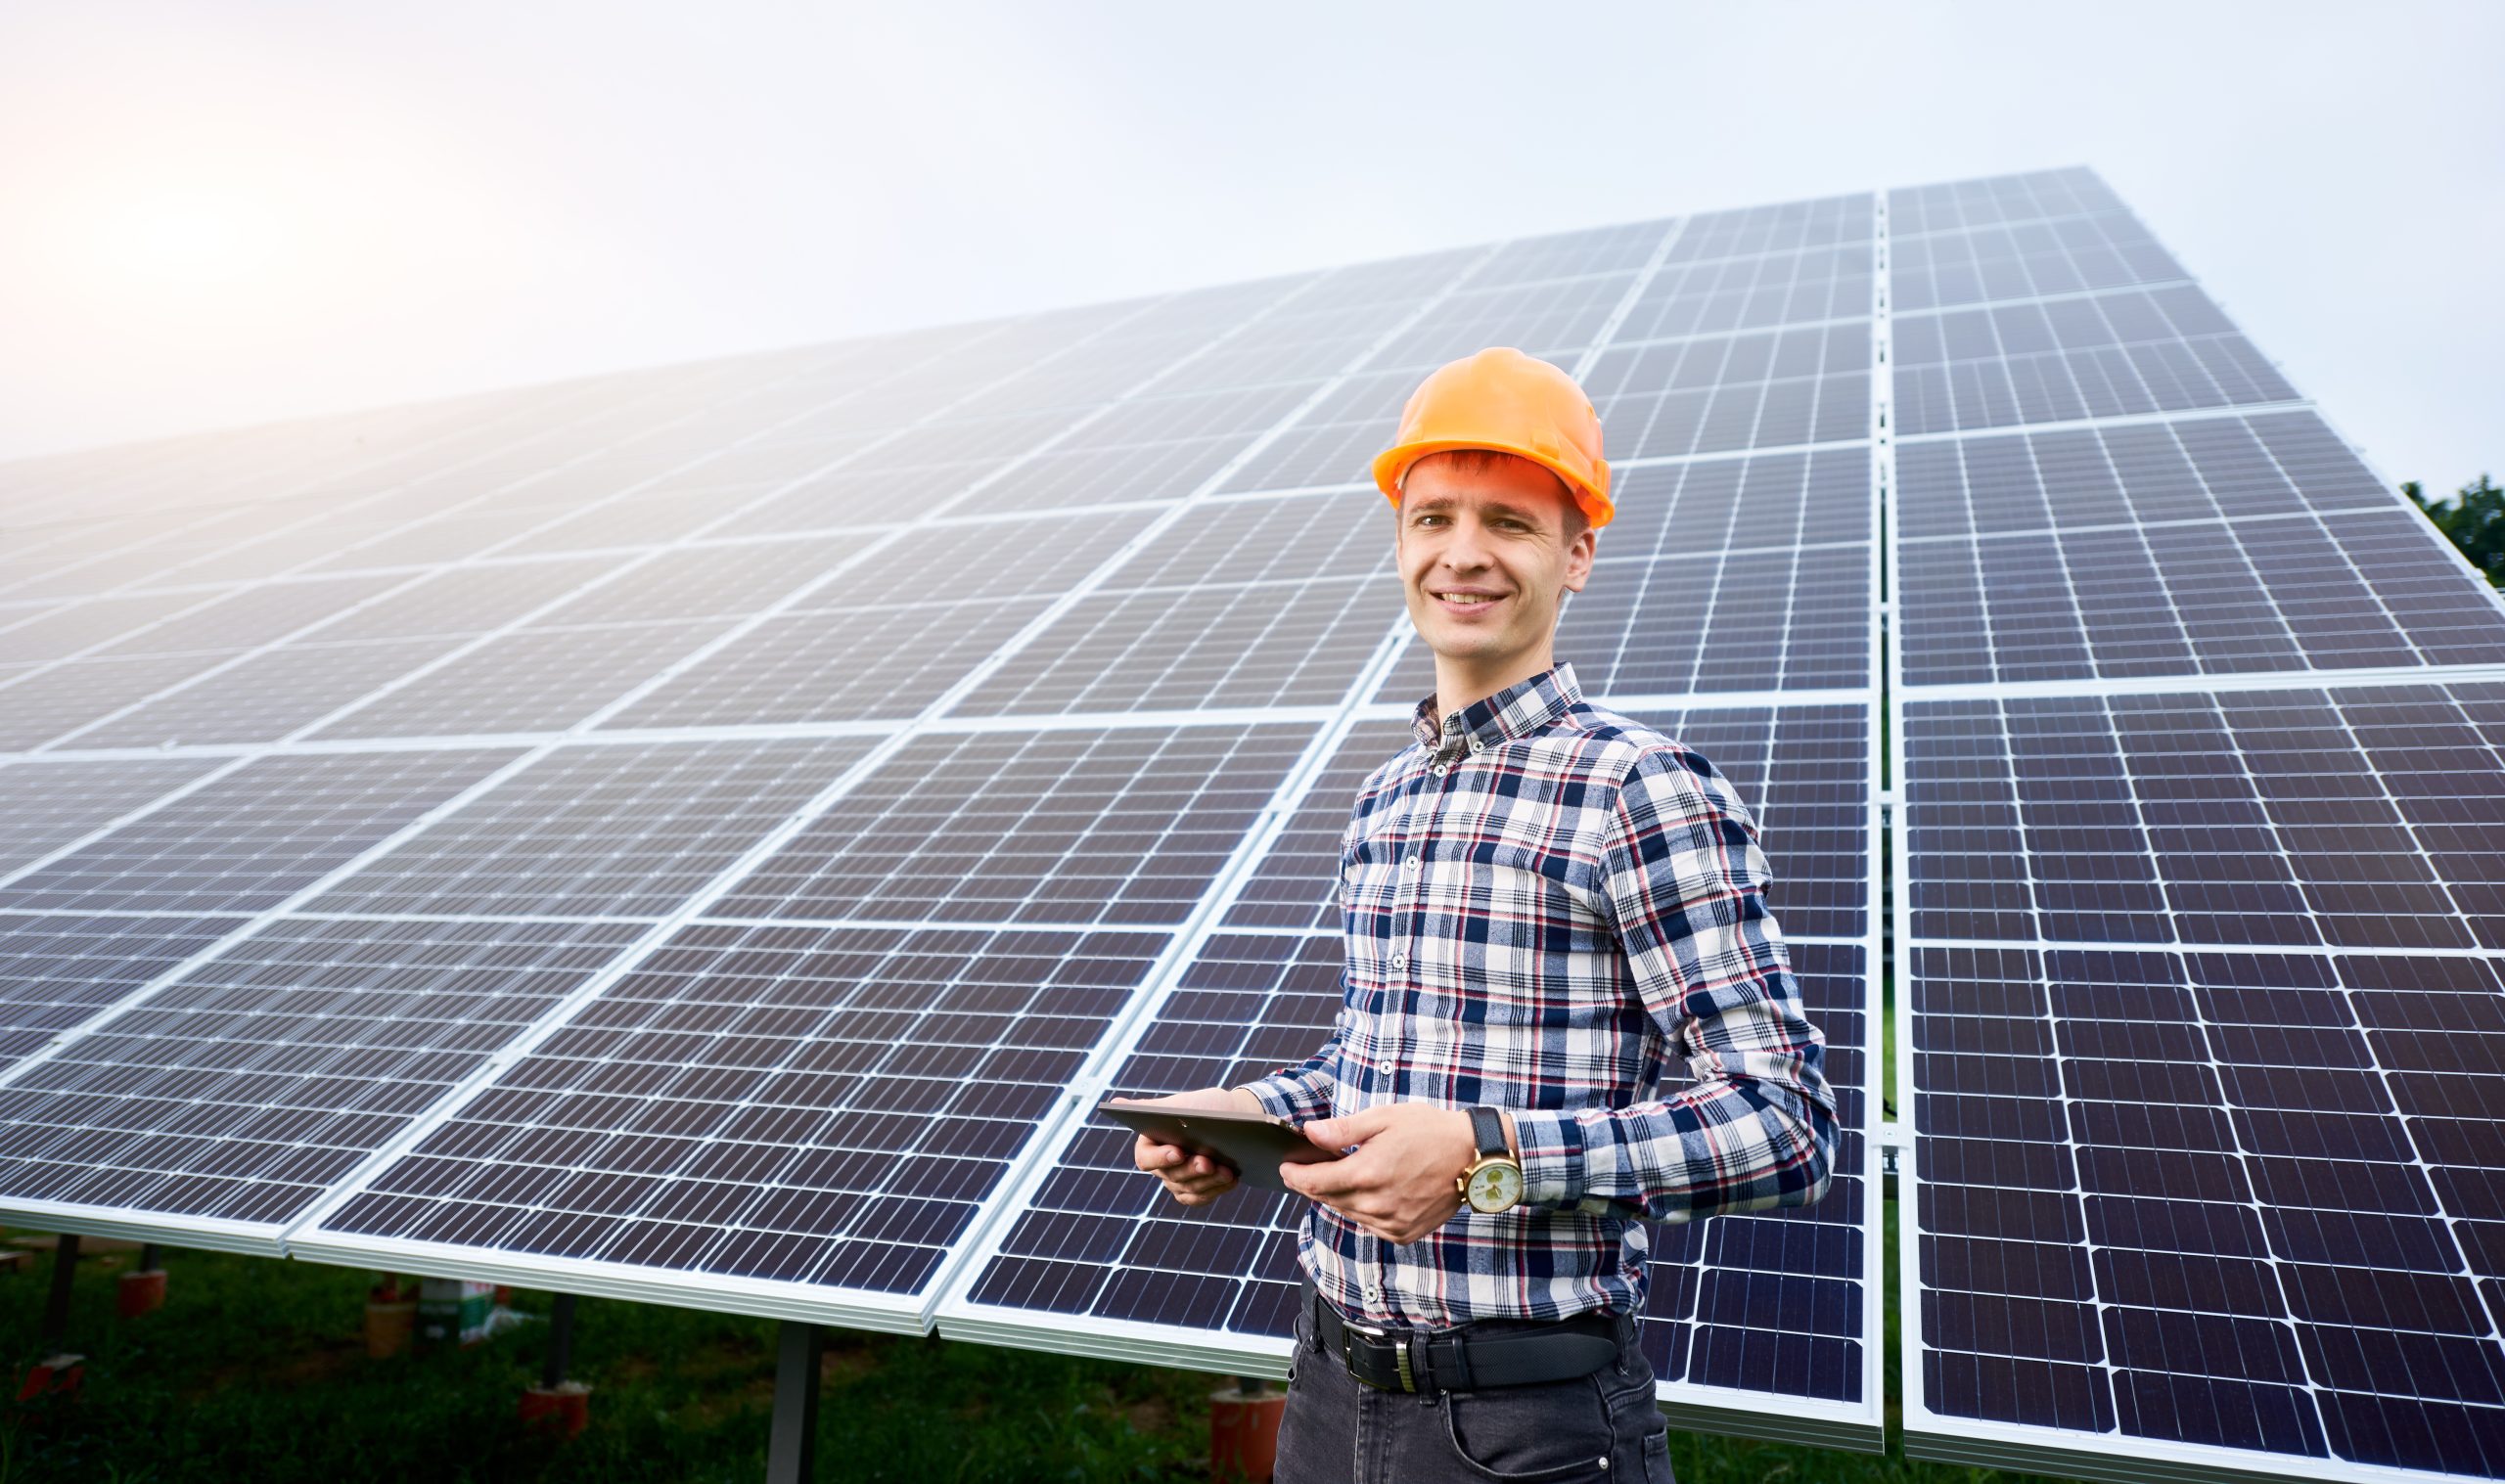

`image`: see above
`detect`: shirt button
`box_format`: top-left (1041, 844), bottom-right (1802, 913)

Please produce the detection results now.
top-left (1432, 764), bottom-right (1448, 777)
top-left (1470, 740), bottom-right (1486, 754)
top-left (1404, 854), bottom-right (1421, 871)
top-left (1389, 953), bottom-right (1407, 969)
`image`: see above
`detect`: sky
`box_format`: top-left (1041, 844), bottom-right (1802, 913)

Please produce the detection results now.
top-left (3, 1), bottom-right (2498, 493)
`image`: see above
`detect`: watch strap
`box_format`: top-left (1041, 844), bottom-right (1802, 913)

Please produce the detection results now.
top-left (1467, 1105), bottom-right (1510, 1161)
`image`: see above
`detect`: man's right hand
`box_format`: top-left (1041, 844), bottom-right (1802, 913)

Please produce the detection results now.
top-left (1113, 1086), bottom-right (1264, 1206)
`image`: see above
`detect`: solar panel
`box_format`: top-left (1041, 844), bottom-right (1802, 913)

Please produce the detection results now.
top-left (0, 748), bottom-right (522, 915)
top-left (0, 758), bottom-right (228, 877)
top-left (0, 914), bottom-right (245, 1075)
top-left (706, 723), bottom-right (1316, 927)
top-left (1889, 173), bottom-right (2505, 1483)
top-left (300, 739), bottom-right (883, 920)
top-left (20, 164), bottom-right (2491, 1472)
top-left (296, 922), bottom-right (1174, 1329)
top-left (0, 916), bottom-right (647, 1247)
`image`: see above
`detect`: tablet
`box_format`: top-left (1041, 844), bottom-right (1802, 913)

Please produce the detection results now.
top-left (1097, 1099), bottom-right (1343, 1192)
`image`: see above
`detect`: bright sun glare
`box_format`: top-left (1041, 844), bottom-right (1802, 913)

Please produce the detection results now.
top-left (100, 194), bottom-right (266, 284)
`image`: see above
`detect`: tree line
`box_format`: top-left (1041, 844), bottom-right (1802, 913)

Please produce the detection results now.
top-left (2405, 473), bottom-right (2505, 586)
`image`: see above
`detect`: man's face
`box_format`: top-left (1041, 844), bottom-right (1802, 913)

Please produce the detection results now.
top-left (1394, 452), bottom-right (1597, 677)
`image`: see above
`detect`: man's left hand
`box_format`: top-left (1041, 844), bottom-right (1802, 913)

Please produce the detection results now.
top-left (1278, 1102), bottom-right (1480, 1244)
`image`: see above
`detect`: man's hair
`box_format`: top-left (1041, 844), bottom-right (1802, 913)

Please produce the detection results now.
top-left (1402, 448), bottom-right (1590, 541)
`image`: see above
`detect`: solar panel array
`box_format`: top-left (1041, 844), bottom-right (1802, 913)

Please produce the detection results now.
top-left (1889, 171), bottom-right (2505, 1483)
top-left (893, 195), bottom-right (1887, 1445)
top-left (0, 165), bottom-right (2490, 1477)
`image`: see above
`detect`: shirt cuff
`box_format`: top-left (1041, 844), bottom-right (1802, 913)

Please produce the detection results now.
top-left (1507, 1107), bottom-right (1589, 1210)
top-left (1237, 1072), bottom-right (1333, 1124)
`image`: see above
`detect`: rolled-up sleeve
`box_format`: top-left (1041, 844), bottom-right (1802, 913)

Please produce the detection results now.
top-left (1508, 744), bottom-right (1838, 1221)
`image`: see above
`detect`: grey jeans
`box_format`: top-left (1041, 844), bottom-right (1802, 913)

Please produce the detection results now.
top-left (1274, 1282), bottom-right (1676, 1483)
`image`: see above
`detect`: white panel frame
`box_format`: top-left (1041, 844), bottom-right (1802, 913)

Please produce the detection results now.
top-left (277, 240), bottom-right (1516, 1324)
top-left (1890, 167), bottom-right (2505, 1484)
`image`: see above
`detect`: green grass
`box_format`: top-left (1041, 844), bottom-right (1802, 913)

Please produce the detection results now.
top-left (0, 1236), bottom-right (2083, 1483)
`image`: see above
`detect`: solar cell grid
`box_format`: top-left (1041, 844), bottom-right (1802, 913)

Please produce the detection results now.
top-left (1902, 684), bottom-right (2505, 953)
top-left (710, 722), bottom-right (1314, 927)
top-left (600, 602), bottom-right (1049, 730)
top-left (494, 489), bottom-right (755, 557)
top-left (1178, 338), bottom-right (1400, 397)
top-left (88, 574), bottom-right (402, 658)
top-left (303, 557), bottom-right (623, 643)
top-left (1105, 493), bottom-right (1390, 592)
top-left (652, 433), bottom-right (888, 490)
top-left (1366, 271), bottom-right (1640, 372)
top-left (0, 759), bottom-right (226, 875)
top-left (1585, 322), bottom-right (1871, 458)
top-left (1666, 195), bottom-right (1876, 265)
top-left (0, 914), bottom-right (245, 1075)
top-left (1888, 210), bottom-right (2189, 313)
top-left (955, 576), bottom-right (1403, 717)
top-left (1056, 383), bottom-right (1319, 450)
top-left (0, 915), bottom-right (646, 1233)
top-left (310, 922), bottom-right (1171, 1313)
top-left (143, 506), bottom-right (427, 588)
top-left (0, 654), bottom-right (269, 752)
top-left (0, 747), bottom-right (521, 915)
top-left (1906, 943), bottom-right (2505, 1478)
top-left (307, 507), bottom-right (537, 571)
top-left (984, 437), bottom-right (1255, 513)
top-left (307, 619), bottom-right (741, 739)
top-left (58, 638), bottom-right (465, 749)
top-left (796, 511), bottom-right (1138, 610)
top-left (1896, 505), bottom-right (2505, 687)
top-left (525, 539), bottom-right (854, 627)
top-left (0, 590), bottom-right (240, 665)
top-left (1615, 246), bottom-right (1874, 341)
top-left (1891, 411), bottom-right (2396, 543)
top-left (1890, 284), bottom-right (2298, 437)
top-left (704, 460), bottom-right (1010, 536)
top-left (1600, 447), bottom-right (1873, 565)
top-left (932, 343), bottom-right (1173, 415)
top-left (849, 412), bottom-right (1081, 473)
top-left (1888, 167), bottom-right (2123, 237)
top-left (1468, 219), bottom-right (1670, 289)
top-left (1275, 250), bottom-right (1482, 314)
top-left (302, 738), bottom-right (881, 920)
top-left (1564, 550), bottom-right (1873, 696)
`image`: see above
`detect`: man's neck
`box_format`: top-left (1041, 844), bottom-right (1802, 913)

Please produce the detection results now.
top-left (1428, 650), bottom-right (1556, 730)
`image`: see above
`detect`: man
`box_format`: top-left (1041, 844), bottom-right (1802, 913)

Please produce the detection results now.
top-left (1120, 346), bottom-right (1836, 1484)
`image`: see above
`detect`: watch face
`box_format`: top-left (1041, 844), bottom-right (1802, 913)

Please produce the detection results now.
top-left (1466, 1161), bottom-right (1522, 1213)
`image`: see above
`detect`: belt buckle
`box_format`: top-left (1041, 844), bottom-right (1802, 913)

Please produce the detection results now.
top-left (1339, 1320), bottom-right (1417, 1394)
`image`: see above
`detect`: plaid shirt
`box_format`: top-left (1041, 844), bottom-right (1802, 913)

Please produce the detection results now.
top-left (1241, 663), bottom-right (1837, 1327)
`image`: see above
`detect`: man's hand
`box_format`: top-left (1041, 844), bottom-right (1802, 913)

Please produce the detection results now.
top-left (1278, 1102), bottom-right (1483, 1244)
top-left (1115, 1087), bottom-right (1263, 1207)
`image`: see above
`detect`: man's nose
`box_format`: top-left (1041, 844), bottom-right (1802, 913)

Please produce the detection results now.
top-left (1438, 518), bottom-right (1495, 570)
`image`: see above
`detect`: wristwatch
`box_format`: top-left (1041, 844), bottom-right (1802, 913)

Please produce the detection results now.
top-left (1456, 1105), bottom-right (1524, 1214)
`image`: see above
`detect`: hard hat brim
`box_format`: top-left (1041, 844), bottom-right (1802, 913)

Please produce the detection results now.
top-left (1370, 439), bottom-right (1616, 529)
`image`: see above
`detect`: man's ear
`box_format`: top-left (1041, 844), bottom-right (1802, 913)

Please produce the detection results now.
top-left (1561, 521), bottom-right (1597, 593)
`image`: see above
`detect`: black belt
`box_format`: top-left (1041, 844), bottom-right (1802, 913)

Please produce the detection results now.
top-left (1307, 1283), bottom-right (1623, 1395)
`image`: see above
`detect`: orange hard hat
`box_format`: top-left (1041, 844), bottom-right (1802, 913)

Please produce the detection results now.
top-left (1371, 347), bottom-right (1613, 528)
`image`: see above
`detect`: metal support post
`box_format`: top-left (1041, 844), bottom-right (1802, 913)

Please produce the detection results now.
top-left (40, 1235), bottom-right (79, 1347)
top-left (765, 1321), bottom-right (823, 1484)
top-left (543, 1292), bottom-right (578, 1390)
top-left (139, 1243), bottom-right (161, 1271)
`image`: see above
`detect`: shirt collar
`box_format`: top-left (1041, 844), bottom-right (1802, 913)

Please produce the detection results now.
top-left (1410, 663), bottom-right (1584, 759)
